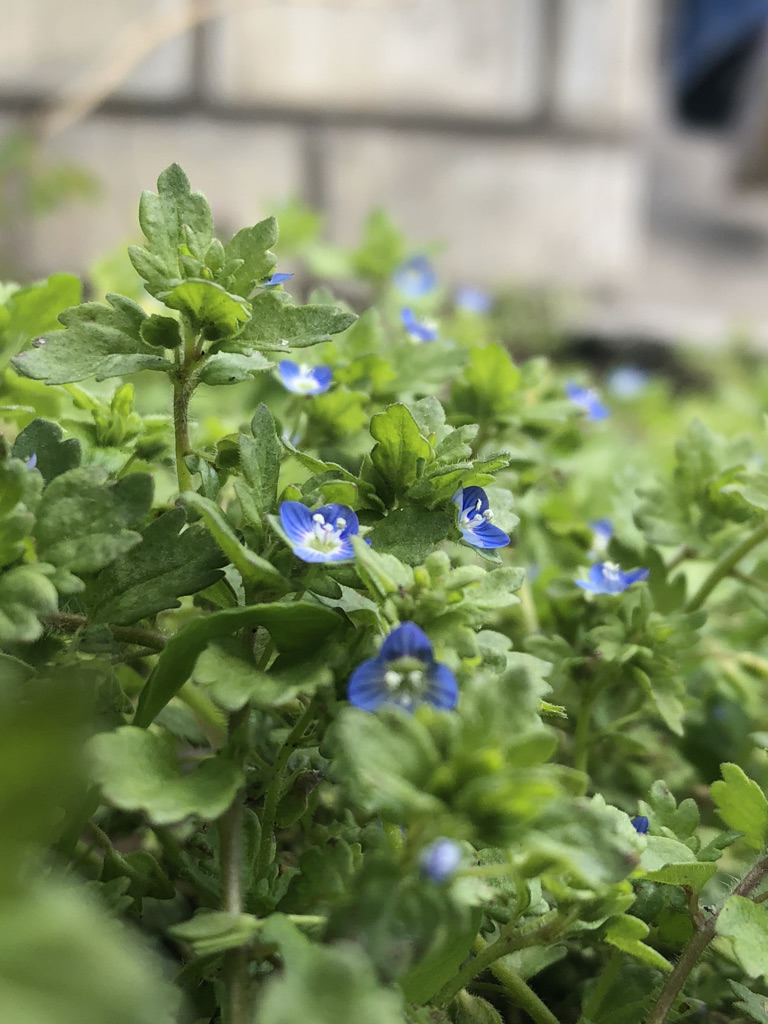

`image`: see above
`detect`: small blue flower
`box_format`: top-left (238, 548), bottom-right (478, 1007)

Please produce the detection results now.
top-left (566, 382), bottom-right (609, 422)
top-left (607, 366), bottom-right (648, 399)
top-left (589, 518), bottom-right (613, 555)
top-left (347, 621), bottom-right (458, 713)
top-left (279, 500), bottom-right (359, 563)
top-left (392, 256), bottom-right (437, 298)
top-left (401, 307), bottom-right (438, 343)
top-left (278, 360), bottom-right (332, 395)
top-left (26, 453), bottom-right (37, 469)
top-left (453, 486), bottom-right (510, 549)
top-left (631, 816), bottom-right (649, 835)
top-left (575, 561), bottom-right (649, 595)
top-left (420, 837), bottom-right (463, 883)
top-left (454, 286), bottom-right (492, 315)
top-left (263, 272), bottom-right (294, 288)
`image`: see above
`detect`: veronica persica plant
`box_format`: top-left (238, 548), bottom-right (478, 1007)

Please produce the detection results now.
top-left (575, 560), bottom-right (649, 594)
top-left (453, 486), bottom-right (510, 549)
top-left (566, 381), bottom-right (609, 421)
top-left (277, 360), bottom-right (332, 395)
top-left (279, 500), bottom-right (359, 562)
top-left (346, 621), bottom-right (458, 712)
top-left (392, 255), bottom-right (437, 298)
top-left (401, 307), bottom-right (438, 342)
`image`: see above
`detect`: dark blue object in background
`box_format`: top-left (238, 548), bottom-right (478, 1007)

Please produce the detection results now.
top-left (673, 0), bottom-right (768, 126)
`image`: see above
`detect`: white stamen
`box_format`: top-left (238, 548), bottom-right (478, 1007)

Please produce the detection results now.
top-left (603, 562), bottom-right (621, 581)
top-left (482, 509), bottom-right (494, 522)
top-left (408, 670), bottom-right (423, 686)
top-left (336, 517), bottom-right (347, 529)
top-left (384, 670), bottom-right (402, 690)
top-left (312, 513), bottom-right (325, 524)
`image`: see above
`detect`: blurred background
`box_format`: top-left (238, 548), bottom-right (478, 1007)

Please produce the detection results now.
top-left (2, 0), bottom-right (768, 349)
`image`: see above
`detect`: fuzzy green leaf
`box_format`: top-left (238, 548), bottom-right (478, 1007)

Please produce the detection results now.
top-left (160, 279), bottom-right (250, 340)
top-left (224, 217), bottom-right (279, 296)
top-left (11, 418), bottom-right (81, 483)
top-left (367, 507), bottom-right (454, 565)
top-left (0, 273), bottom-right (81, 371)
top-left (89, 726), bottom-right (242, 824)
top-left (717, 895), bottom-right (768, 980)
top-left (199, 351), bottom-right (273, 385)
top-left (85, 509), bottom-right (226, 625)
top-left (711, 763), bottom-right (768, 850)
top-left (223, 290), bottom-right (356, 353)
top-left (603, 914), bottom-right (671, 971)
top-left (369, 403), bottom-right (431, 503)
top-left (0, 565), bottom-right (58, 644)
top-left (11, 294), bottom-right (172, 384)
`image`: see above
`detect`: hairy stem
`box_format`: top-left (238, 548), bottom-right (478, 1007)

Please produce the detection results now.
top-left (254, 695), bottom-right (320, 883)
top-left (487, 942), bottom-right (563, 1024)
top-left (645, 856), bottom-right (768, 1024)
top-left (218, 706), bottom-right (252, 1024)
top-left (47, 612), bottom-right (166, 651)
top-left (172, 369), bottom-right (194, 494)
top-left (686, 520), bottom-right (768, 613)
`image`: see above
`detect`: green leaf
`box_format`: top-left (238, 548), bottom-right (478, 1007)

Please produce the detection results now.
top-left (160, 279), bottom-right (250, 340)
top-left (88, 726), bottom-right (243, 824)
top-left (234, 407), bottom-right (282, 540)
top-left (129, 163), bottom-right (213, 293)
top-left (224, 217), bottom-right (279, 296)
top-left (181, 491), bottom-right (287, 588)
top-left (34, 468), bottom-right (153, 592)
top-left (139, 313), bottom-right (182, 349)
top-left (352, 208), bottom-right (406, 280)
top-left (170, 910), bottom-right (265, 956)
top-left (367, 507), bottom-right (454, 565)
top-left (11, 418), bottom-right (81, 483)
top-left (134, 602), bottom-right (343, 726)
top-left (224, 290), bottom-right (356, 353)
top-left (452, 344), bottom-right (520, 419)
top-left (198, 351), bottom-right (273, 385)
top-left (717, 895), bottom-right (768, 980)
top-left (0, 565), bottom-right (58, 644)
top-left (351, 535), bottom-right (415, 598)
top-left (369, 403), bottom-right (431, 503)
top-left (643, 862), bottom-right (716, 891)
top-left (11, 294), bottom-right (172, 384)
top-left (0, 273), bottom-right (81, 371)
top-left (603, 915), bottom-right (671, 971)
top-left (399, 906), bottom-right (482, 1004)
top-left (711, 763), bottom-right (768, 850)
top-left (85, 509), bottom-right (226, 625)
top-left (258, 915), bottom-right (406, 1024)
top-left (730, 980), bottom-right (768, 1024)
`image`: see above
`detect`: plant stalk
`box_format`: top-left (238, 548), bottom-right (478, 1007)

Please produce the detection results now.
top-left (686, 520), bottom-right (768, 613)
top-left (47, 612), bottom-right (167, 651)
top-left (172, 369), bottom-right (194, 494)
top-left (487, 941), bottom-right (563, 1024)
top-left (645, 856), bottom-right (768, 1024)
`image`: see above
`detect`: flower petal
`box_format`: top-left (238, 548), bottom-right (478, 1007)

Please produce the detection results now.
top-left (631, 815), bottom-right (649, 835)
top-left (623, 568), bottom-right (650, 587)
top-left (424, 664), bottom-right (459, 710)
top-left (347, 658), bottom-right (388, 711)
top-left (279, 500), bottom-right (315, 543)
top-left (315, 503), bottom-right (359, 536)
top-left (379, 621), bottom-right (434, 663)
top-left (460, 521), bottom-right (510, 549)
top-left (420, 837), bottom-right (462, 882)
top-left (458, 486), bottom-right (490, 517)
top-left (308, 366), bottom-right (333, 392)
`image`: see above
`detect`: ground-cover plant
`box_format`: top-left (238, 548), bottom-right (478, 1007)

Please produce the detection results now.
top-left (3, 165), bottom-right (768, 1024)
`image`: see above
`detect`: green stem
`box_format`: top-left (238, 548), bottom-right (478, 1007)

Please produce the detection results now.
top-left (685, 520), bottom-right (768, 613)
top-left (254, 695), bottom-right (320, 883)
top-left (487, 941), bottom-right (563, 1024)
top-left (178, 682), bottom-right (227, 747)
top-left (172, 369), bottom-right (194, 494)
top-left (577, 950), bottom-right (623, 1024)
top-left (47, 613), bottom-right (166, 651)
top-left (645, 856), bottom-right (768, 1024)
top-left (519, 579), bottom-right (540, 634)
top-left (432, 910), bottom-right (561, 1007)
top-left (218, 706), bottom-right (253, 1024)
top-left (573, 691), bottom-right (595, 775)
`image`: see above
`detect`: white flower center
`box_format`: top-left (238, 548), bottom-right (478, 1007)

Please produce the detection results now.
top-left (381, 660), bottom-right (426, 702)
top-left (602, 562), bottom-right (621, 582)
top-left (293, 365), bottom-right (319, 393)
top-left (460, 497), bottom-right (494, 531)
top-left (304, 512), bottom-right (344, 553)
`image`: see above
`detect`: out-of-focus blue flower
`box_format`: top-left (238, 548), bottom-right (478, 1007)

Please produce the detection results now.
top-left (453, 486), bottom-right (510, 549)
top-left (26, 453), bottom-right (37, 469)
top-left (392, 256), bottom-right (437, 298)
top-left (575, 561), bottom-right (649, 595)
top-left (631, 815), bottom-right (649, 835)
top-left (589, 518), bottom-right (613, 556)
top-left (606, 365), bottom-right (648, 399)
top-left (420, 838), bottom-right (463, 883)
top-left (454, 286), bottom-right (492, 315)
top-left (566, 382), bottom-right (610, 422)
top-left (401, 307), bottom-right (438, 343)
top-left (279, 500), bottom-right (359, 562)
top-left (347, 621), bottom-right (458, 712)
top-left (263, 272), bottom-right (294, 288)
top-left (278, 360), bottom-right (332, 395)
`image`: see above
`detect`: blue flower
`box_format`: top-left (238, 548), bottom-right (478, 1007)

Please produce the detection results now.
top-left (26, 453), bottom-right (37, 469)
top-left (278, 360), bottom-right (332, 395)
top-left (392, 256), bottom-right (437, 298)
top-left (631, 815), bottom-right (649, 835)
top-left (401, 307), bottom-right (438, 343)
top-left (347, 621), bottom-right (458, 712)
top-left (263, 272), bottom-right (294, 288)
top-left (454, 286), bottom-right (492, 315)
top-left (589, 518), bottom-right (613, 555)
top-left (575, 561), bottom-right (649, 595)
top-left (566, 382), bottom-right (609, 422)
top-left (420, 838), bottom-right (463, 883)
top-left (279, 500), bottom-right (359, 562)
top-left (607, 366), bottom-right (648, 399)
top-left (453, 486), bottom-right (510, 549)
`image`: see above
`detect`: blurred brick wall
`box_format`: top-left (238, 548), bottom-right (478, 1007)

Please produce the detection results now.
top-left (0, 0), bottom-right (660, 290)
